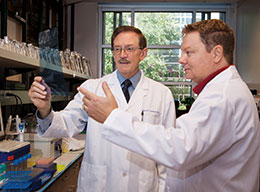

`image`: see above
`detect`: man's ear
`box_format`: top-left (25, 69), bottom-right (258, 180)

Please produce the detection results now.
top-left (140, 48), bottom-right (148, 61)
top-left (212, 45), bottom-right (223, 63)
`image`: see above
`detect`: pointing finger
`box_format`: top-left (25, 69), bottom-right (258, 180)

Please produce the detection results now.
top-left (78, 87), bottom-right (96, 100)
top-left (102, 81), bottom-right (113, 98)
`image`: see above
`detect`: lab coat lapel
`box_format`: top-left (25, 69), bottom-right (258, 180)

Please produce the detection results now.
top-left (127, 72), bottom-right (149, 110)
top-left (106, 71), bottom-right (129, 109)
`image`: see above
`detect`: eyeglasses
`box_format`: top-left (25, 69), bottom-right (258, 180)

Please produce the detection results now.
top-left (112, 46), bottom-right (142, 55)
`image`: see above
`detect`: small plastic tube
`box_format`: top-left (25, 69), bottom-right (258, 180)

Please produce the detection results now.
top-left (18, 123), bottom-right (25, 142)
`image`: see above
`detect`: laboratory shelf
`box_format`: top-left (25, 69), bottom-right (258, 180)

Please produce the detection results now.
top-left (0, 48), bottom-right (89, 80)
top-left (0, 90), bottom-right (74, 106)
top-left (0, 48), bottom-right (39, 69)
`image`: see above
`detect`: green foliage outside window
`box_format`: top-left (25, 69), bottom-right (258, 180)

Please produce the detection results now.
top-left (135, 12), bottom-right (183, 45)
top-left (139, 49), bottom-right (187, 82)
top-left (104, 49), bottom-right (113, 75)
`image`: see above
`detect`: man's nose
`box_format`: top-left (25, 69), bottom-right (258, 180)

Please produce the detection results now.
top-left (178, 54), bottom-right (186, 65)
top-left (119, 48), bottom-right (128, 57)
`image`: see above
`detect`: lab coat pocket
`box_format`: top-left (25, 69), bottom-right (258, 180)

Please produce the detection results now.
top-left (78, 161), bottom-right (107, 192)
top-left (142, 110), bottom-right (161, 124)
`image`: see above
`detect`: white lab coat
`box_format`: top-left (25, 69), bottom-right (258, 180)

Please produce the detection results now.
top-left (40, 70), bottom-right (176, 192)
top-left (102, 66), bottom-right (260, 192)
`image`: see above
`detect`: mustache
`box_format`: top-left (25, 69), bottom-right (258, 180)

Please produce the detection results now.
top-left (118, 59), bottom-right (130, 63)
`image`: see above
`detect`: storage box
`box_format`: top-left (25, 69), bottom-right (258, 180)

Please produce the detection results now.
top-left (23, 133), bottom-right (62, 159)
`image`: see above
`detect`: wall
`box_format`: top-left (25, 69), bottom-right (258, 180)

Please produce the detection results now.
top-left (74, 2), bottom-right (99, 78)
top-left (236, 0), bottom-right (260, 92)
top-left (7, 17), bottom-right (22, 41)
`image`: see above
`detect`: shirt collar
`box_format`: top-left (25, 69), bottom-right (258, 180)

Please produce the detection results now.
top-left (116, 70), bottom-right (141, 89)
top-left (193, 65), bottom-right (232, 95)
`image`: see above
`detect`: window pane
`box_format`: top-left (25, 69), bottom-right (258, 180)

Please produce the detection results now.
top-left (140, 49), bottom-right (190, 82)
top-left (103, 48), bottom-right (113, 75)
top-left (167, 85), bottom-right (192, 102)
top-left (196, 12), bottom-right (226, 22)
top-left (135, 12), bottom-right (192, 46)
top-left (211, 12), bottom-right (222, 19)
top-left (104, 12), bottom-right (131, 44)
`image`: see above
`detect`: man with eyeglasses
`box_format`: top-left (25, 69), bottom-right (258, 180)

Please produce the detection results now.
top-left (28, 26), bottom-right (176, 192)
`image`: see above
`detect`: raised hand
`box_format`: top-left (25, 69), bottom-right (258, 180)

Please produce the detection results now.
top-left (28, 76), bottom-right (51, 118)
top-left (79, 81), bottom-right (118, 123)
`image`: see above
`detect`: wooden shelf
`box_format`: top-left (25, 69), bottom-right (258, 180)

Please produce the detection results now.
top-left (0, 48), bottom-right (39, 69)
top-left (62, 68), bottom-right (90, 80)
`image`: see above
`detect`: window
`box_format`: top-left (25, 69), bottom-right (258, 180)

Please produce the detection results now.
top-left (99, 3), bottom-right (232, 101)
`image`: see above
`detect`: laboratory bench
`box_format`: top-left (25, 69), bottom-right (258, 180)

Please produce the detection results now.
top-left (37, 150), bottom-right (83, 192)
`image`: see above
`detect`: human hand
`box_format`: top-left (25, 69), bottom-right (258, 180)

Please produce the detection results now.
top-left (28, 76), bottom-right (51, 118)
top-left (78, 81), bottom-right (118, 123)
